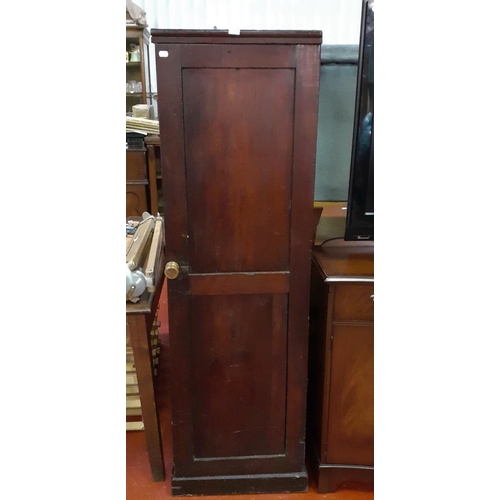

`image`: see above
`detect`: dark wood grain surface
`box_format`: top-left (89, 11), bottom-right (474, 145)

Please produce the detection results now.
top-left (154, 30), bottom-right (321, 495)
top-left (183, 67), bottom-right (294, 273)
top-left (313, 241), bottom-right (374, 281)
top-left (144, 135), bottom-right (162, 216)
top-left (307, 244), bottom-right (374, 493)
top-left (126, 150), bottom-right (149, 218)
top-left (151, 29), bottom-right (322, 45)
top-left (146, 142), bottom-right (159, 215)
top-left (126, 184), bottom-right (148, 218)
top-left (285, 43), bottom-right (322, 472)
top-left (126, 150), bottom-right (147, 180)
top-left (332, 283), bottom-right (374, 322)
top-left (190, 272), bottom-right (290, 296)
top-left (181, 44), bottom-right (297, 67)
top-left (326, 324), bottom-right (374, 466)
top-left (191, 293), bottom-right (287, 458)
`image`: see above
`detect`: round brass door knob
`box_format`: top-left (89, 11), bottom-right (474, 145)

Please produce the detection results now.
top-left (164, 261), bottom-right (180, 279)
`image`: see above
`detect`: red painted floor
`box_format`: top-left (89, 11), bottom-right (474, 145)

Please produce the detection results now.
top-left (126, 283), bottom-right (374, 500)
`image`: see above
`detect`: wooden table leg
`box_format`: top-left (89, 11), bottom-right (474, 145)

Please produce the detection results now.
top-left (127, 313), bottom-right (165, 482)
top-left (147, 143), bottom-right (159, 216)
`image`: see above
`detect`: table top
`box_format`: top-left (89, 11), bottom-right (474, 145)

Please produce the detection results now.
top-left (144, 134), bottom-right (160, 146)
top-left (126, 248), bottom-right (165, 315)
top-left (312, 240), bottom-right (374, 283)
top-left (126, 280), bottom-right (162, 315)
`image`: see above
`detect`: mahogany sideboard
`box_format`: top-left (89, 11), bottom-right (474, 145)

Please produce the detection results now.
top-left (307, 240), bottom-right (374, 492)
top-left (151, 29), bottom-right (322, 496)
top-left (126, 135), bottom-right (163, 219)
top-left (126, 147), bottom-right (149, 218)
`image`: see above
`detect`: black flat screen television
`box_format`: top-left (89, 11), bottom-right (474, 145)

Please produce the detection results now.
top-left (345, 0), bottom-right (374, 241)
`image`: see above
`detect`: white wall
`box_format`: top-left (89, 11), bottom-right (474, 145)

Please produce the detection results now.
top-left (131, 0), bottom-right (363, 92)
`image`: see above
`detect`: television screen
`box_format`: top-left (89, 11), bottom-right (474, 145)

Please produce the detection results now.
top-left (345, 0), bottom-right (374, 241)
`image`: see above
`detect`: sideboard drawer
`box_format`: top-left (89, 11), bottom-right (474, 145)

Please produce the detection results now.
top-left (332, 282), bottom-right (374, 322)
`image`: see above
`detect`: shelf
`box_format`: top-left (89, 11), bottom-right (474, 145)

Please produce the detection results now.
top-left (127, 93), bottom-right (143, 97)
top-left (126, 62), bottom-right (141, 67)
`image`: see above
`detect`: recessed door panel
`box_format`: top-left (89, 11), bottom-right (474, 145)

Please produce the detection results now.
top-left (326, 324), bottom-right (374, 465)
top-left (191, 293), bottom-right (288, 458)
top-left (183, 68), bottom-right (294, 273)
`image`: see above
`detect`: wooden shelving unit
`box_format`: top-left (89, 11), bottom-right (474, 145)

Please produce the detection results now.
top-left (126, 26), bottom-right (152, 115)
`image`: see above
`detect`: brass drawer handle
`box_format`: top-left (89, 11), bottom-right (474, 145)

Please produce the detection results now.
top-left (370, 294), bottom-right (374, 301)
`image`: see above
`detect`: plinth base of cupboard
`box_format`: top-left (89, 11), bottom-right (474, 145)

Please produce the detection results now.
top-left (171, 471), bottom-right (308, 496)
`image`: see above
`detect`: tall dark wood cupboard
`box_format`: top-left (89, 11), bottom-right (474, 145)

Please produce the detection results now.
top-left (151, 30), bottom-right (322, 496)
